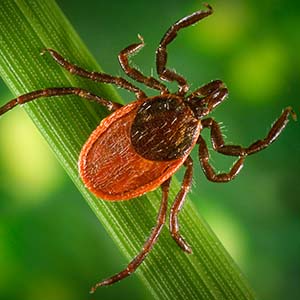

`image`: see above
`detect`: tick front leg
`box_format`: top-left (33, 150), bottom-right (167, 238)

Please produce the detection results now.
top-left (90, 179), bottom-right (171, 293)
top-left (156, 4), bottom-right (213, 95)
top-left (118, 35), bottom-right (168, 94)
top-left (0, 87), bottom-right (122, 116)
top-left (202, 107), bottom-right (296, 156)
top-left (198, 136), bottom-right (244, 182)
top-left (41, 49), bottom-right (146, 99)
top-left (170, 156), bottom-right (193, 254)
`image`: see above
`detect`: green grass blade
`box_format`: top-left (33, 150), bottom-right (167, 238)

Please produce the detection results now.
top-left (0, 0), bottom-right (256, 299)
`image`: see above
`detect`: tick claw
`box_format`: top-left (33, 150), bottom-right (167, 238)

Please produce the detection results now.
top-left (286, 106), bottom-right (297, 121)
top-left (291, 110), bottom-right (297, 121)
top-left (137, 34), bottom-right (144, 44)
top-left (40, 48), bottom-right (55, 56)
top-left (203, 3), bottom-right (213, 12)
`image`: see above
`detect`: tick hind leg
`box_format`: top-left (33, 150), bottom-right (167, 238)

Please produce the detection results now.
top-left (90, 179), bottom-right (171, 293)
top-left (202, 107), bottom-right (296, 157)
top-left (156, 4), bottom-right (213, 95)
top-left (41, 49), bottom-right (146, 99)
top-left (118, 35), bottom-right (168, 94)
top-left (0, 87), bottom-right (122, 116)
top-left (170, 156), bottom-right (193, 254)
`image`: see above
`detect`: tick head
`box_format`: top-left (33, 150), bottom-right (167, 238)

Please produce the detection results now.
top-left (186, 80), bottom-right (228, 119)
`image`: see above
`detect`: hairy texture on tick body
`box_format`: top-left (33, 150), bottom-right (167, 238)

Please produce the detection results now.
top-left (79, 98), bottom-right (201, 201)
top-left (131, 96), bottom-right (200, 161)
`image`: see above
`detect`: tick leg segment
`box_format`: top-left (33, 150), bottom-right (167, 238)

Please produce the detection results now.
top-left (90, 179), bottom-right (171, 293)
top-left (202, 107), bottom-right (296, 156)
top-left (0, 87), bottom-right (122, 116)
top-left (156, 4), bottom-right (213, 95)
top-left (198, 136), bottom-right (244, 182)
top-left (41, 49), bottom-right (146, 99)
top-left (118, 35), bottom-right (168, 94)
top-left (170, 156), bottom-right (193, 254)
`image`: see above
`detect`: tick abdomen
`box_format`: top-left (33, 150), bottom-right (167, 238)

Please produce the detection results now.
top-left (79, 98), bottom-right (201, 201)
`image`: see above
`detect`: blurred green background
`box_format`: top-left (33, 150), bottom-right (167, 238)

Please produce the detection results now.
top-left (0, 0), bottom-right (299, 299)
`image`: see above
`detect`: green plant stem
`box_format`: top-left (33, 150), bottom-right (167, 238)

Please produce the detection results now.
top-left (0, 0), bottom-right (256, 299)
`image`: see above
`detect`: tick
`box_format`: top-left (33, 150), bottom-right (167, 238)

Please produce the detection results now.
top-left (0, 3), bottom-right (296, 293)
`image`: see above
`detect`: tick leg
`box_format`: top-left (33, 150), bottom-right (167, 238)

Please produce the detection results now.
top-left (118, 35), bottom-right (168, 94)
top-left (41, 49), bottom-right (146, 99)
top-left (202, 107), bottom-right (296, 156)
top-left (198, 136), bottom-right (244, 182)
top-left (0, 87), bottom-right (122, 116)
top-left (156, 4), bottom-right (213, 95)
top-left (90, 179), bottom-right (171, 293)
top-left (170, 156), bottom-right (193, 254)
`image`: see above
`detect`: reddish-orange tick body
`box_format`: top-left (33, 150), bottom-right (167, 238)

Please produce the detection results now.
top-left (79, 95), bottom-right (201, 201)
top-left (0, 4), bottom-right (295, 293)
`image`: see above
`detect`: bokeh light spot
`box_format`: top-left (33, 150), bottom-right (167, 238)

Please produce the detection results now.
top-left (0, 109), bottom-right (64, 204)
top-left (229, 38), bottom-right (288, 103)
top-left (26, 277), bottom-right (75, 300)
top-left (203, 203), bottom-right (248, 268)
top-left (185, 1), bottom-right (250, 54)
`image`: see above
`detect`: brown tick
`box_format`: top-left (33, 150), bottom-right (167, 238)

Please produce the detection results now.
top-left (0, 3), bottom-right (296, 293)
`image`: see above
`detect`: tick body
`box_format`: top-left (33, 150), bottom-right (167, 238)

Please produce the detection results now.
top-left (79, 95), bottom-right (201, 200)
top-left (0, 3), bottom-right (296, 293)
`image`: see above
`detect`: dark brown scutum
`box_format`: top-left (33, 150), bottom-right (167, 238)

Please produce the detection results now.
top-left (131, 96), bottom-right (200, 161)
